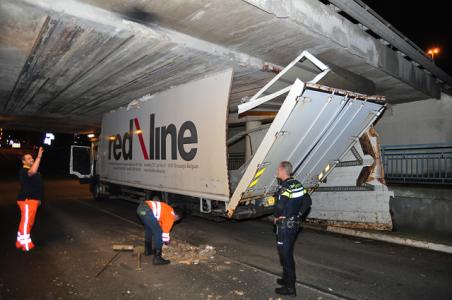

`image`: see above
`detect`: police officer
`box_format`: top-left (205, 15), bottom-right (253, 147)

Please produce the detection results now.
top-left (274, 161), bottom-right (305, 297)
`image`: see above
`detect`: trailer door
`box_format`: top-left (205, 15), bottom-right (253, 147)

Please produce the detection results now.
top-left (69, 145), bottom-right (93, 178)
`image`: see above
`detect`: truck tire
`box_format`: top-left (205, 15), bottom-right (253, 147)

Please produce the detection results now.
top-left (90, 182), bottom-right (109, 202)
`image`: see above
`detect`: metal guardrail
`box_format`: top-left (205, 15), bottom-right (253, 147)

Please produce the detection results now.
top-left (381, 143), bottom-right (452, 185)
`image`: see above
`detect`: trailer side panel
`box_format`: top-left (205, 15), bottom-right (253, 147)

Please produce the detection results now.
top-left (97, 69), bottom-right (233, 201)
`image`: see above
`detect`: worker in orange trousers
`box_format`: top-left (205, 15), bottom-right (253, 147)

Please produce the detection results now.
top-left (16, 146), bottom-right (44, 252)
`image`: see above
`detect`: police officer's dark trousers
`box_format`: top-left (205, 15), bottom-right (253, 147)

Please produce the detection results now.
top-left (276, 221), bottom-right (299, 288)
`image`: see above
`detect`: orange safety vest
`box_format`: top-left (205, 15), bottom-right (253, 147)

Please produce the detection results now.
top-left (145, 201), bottom-right (175, 242)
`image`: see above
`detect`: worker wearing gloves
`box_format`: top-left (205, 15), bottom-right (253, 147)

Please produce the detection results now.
top-left (136, 196), bottom-right (181, 265)
top-left (273, 161), bottom-right (306, 297)
top-left (16, 146), bottom-right (44, 252)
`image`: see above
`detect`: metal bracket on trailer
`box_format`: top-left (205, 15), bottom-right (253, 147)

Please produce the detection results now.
top-left (200, 198), bottom-right (212, 214)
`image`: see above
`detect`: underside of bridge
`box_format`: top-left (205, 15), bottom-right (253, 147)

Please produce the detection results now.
top-left (1, 0), bottom-right (451, 133)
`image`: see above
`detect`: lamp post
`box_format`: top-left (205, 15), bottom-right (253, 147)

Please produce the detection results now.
top-left (427, 47), bottom-right (440, 62)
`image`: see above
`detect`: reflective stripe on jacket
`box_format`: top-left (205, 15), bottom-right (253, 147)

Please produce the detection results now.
top-left (145, 201), bottom-right (175, 241)
top-left (280, 186), bottom-right (305, 199)
top-left (274, 178), bottom-right (305, 218)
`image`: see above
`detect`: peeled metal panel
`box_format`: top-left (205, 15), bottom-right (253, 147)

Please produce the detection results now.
top-left (295, 100), bottom-right (383, 187)
top-left (230, 83), bottom-right (384, 209)
top-left (242, 91), bottom-right (348, 197)
top-left (97, 69), bottom-right (233, 201)
top-left (227, 80), bottom-right (306, 216)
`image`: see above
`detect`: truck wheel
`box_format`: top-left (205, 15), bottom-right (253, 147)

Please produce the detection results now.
top-left (90, 182), bottom-right (109, 201)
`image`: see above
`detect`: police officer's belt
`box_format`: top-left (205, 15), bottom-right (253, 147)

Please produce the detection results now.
top-left (276, 216), bottom-right (300, 229)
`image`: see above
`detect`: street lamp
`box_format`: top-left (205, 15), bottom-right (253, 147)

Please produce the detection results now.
top-left (427, 47), bottom-right (440, 61)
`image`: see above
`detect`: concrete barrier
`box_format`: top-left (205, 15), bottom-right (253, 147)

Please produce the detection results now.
top-left (389, 186), bottom-right (452, 237)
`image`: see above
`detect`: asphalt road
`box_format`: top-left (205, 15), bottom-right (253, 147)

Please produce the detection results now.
top-left (1, 178), bottom-right (451, 300)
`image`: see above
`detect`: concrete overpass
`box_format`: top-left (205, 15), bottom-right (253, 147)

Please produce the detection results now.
top-left (1, 0), bottom-right (451, 132)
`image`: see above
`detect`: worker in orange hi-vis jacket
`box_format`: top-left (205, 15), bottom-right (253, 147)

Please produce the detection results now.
top-left (16, 146), bottom-right (44, 252)
top-left (136, 195), bottom-right (181, 265)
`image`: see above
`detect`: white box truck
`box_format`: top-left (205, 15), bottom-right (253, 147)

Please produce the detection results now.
top-left (70, 51), bottom-right (392, 228)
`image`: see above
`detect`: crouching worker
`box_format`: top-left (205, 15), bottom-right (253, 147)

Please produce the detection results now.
top-left (136, 196), bottom-right (181, 265)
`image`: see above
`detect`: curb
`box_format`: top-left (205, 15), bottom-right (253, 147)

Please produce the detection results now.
top-left (324, 226), bottom-right (452, 255)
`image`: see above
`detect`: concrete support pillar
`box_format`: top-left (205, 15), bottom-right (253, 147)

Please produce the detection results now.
top-left (245, 120), bottom-right (262, 161)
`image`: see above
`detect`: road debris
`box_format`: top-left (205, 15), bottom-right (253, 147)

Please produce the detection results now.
top-left (133, 246), bottom-right (145, 270)
top-left (113, 244), bottom-right (134, 251)
top-left (95, 252), bottom-right (121, 278)
top-left (162, 240), bottom-right (216, 265)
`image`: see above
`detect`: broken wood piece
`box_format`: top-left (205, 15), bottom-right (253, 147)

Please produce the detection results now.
top-left (113, 244), bottom-right (134, 251)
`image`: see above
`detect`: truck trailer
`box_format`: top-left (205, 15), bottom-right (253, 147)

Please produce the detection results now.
top-left (70, 51), bottom-right (392, 229)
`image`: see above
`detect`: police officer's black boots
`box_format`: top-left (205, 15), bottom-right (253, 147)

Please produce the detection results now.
top-left (275, 286), bottom-right (297, 297)
top-left (276, 278), bottom-right (286, 285)
top-left (153, 248), bottom-right (170, 265)
top-left (144, 241), bottom-right (153, 256)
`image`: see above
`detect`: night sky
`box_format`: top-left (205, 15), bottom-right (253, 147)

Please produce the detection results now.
top-left (364, 0), bottom-right (452, 75)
